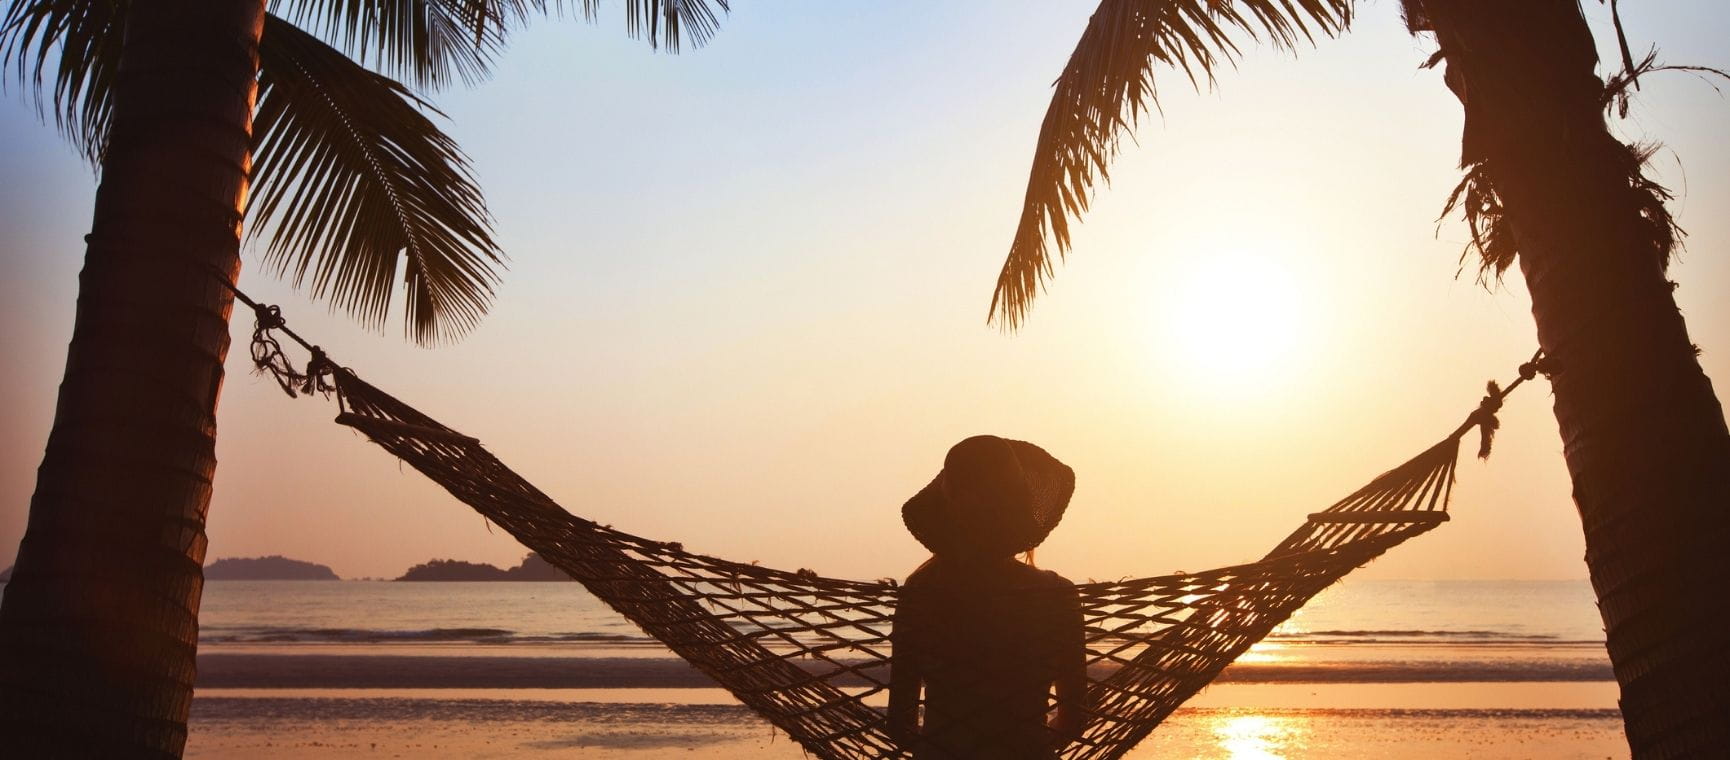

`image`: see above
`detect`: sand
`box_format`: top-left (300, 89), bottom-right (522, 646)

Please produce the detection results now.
top-left (183, 649), bottom-right (1630, 758)
top-left (186, 699), bottom-right (789, 759)
top-left (185, 695), bottom-right (1629, 759)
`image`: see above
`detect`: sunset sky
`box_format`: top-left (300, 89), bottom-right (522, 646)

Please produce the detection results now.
top-left (2, 1), bottom-right (1727, 583)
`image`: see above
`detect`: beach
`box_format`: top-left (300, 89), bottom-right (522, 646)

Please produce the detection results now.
top-left (187, 698), bottom-right (1627, 759)
top-left (173, 579), bottom-right (1629, 758)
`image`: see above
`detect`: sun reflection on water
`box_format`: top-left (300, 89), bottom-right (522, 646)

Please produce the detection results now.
top-left (1210, 712), bottom-right (1308, 759)
top-left (1233, 640), bottom-right (1291, 664)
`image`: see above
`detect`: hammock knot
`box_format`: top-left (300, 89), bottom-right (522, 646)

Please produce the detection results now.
top-left (253, 302), bottom-right (286, 332)
top-left (1455, 351), bottom-right (1547, 460)
top-left (301, 346), bottom-right (337, 396)
top-left (1517, 354), bottom-right (1553, 381)
top-left (249, 310), bottom-right (301, 398)
top-left (246, 302), bottom-right (335, 399)
top-left (1471, 381), bottom-right (1505, 459)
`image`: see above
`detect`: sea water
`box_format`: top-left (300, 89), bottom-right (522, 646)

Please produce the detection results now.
top-left (197, 579), bottom-right (1605, 648)
top-left (189, 579), bottom-right (1613, 685)
top-left (1, 578), bottom-right (1627, 755)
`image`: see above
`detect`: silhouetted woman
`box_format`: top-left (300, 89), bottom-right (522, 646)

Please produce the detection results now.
top-left (889, 435), bottom-right (1086, 759)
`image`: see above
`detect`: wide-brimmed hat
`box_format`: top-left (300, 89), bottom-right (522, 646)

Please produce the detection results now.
top-left (902, 435), bottom-right (1075, 560)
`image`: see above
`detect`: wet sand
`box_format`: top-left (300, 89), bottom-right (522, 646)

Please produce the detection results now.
top-left (186, 647), bottom-right (1626, 757)
top-left (186, 699), bottom-right (789, 759)
top-left (185, 695), bottom-right (1628, 759)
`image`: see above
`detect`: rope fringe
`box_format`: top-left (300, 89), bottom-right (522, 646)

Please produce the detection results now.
top-left (1474, 381), bottom-right (1504, 459)
top-left (1456, 349), bottom-right (1552, 459)
top-left (246, 302), bottom-right (336, 398)
top-left (205, 267), bottom-right (340, 399)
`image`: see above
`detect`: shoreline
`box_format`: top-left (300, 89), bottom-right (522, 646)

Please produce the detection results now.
top-left (185, 693), bottom-right (1630, 759)
top-left (172, 579), bottom-right (1627, 756)
top-left (196, 651), bottom-right (1613, 689)
top-left (196, 681), bottom-right (1623, 710)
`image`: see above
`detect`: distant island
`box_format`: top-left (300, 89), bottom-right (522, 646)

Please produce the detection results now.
top-left (397, 553), bottom-right (570, 582)
top-left (205, 556), bottom-right (340, 581)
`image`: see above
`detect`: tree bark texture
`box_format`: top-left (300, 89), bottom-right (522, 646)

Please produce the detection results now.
top-left (0, 0), bottom-right (264, 756)
top-left (1416, 1), bottom-right (1730, 756)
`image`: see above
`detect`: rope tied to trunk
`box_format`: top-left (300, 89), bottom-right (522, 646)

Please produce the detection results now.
top-left (207, 267), bottom-right (340, 399)
top-left (1458, 349), bottom-right (1552, 458)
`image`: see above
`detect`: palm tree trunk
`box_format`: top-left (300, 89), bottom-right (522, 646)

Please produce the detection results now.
top-left (0, 0), bottom-right (265, 756)
top-left (1414, 1), bottom-right (1730, 756)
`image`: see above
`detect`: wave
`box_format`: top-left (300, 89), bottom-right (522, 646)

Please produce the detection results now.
top-left (1278, 629), bottom-right (1555, 639)
top-left (202, 626), bottom-right (658, 646)
top-left (1080, 628), bottom-right (1601, 647)
top-left (1265, 629), bottom-right (1607, 646)
top-left (1214, 660), bottom-right (1613, 683)
top-left (189, 696), bottom-right (1625, 725)
top-left (192, 652), bottom-right (1615, 688)
top-left (205, 624), bottom-right (1602, 649)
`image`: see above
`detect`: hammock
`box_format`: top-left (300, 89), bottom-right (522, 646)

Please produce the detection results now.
top-left (235, 286), bottom-right (1538, 760)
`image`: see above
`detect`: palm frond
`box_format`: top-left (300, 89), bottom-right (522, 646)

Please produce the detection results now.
top-left (270, 0), bottom-right (519, 90)
top-left (277, 0), bottom-right (731, 92)
top-left (1438, 161), bottom-right (1516, 285)
top-left (253, 14), bottom-right (504, 345)
top-left (576, 0), bottom-right (730, 52)
top-left (0, 0), bottom-right (124, 164)
top-left (992, 0), bottom-right (1353, 329)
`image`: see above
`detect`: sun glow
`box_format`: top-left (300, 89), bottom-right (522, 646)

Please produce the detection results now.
top-left (1210, 713), bottom-right (1310, 759)
top-left (1158, 250), bottom-right (1307, 390)
top-left (1235, 640), bottom-right (1293, 665)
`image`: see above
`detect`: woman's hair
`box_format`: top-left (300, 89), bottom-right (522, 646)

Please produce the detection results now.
top-left (913, 550), bottom-right (1037, 577)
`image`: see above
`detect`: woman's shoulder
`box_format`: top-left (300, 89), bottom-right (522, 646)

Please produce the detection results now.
top-left (903, 559), bottom-right (942, 586)
top-left (1003, 562), bottom-right (1076, 590)
top-left (903, 560), bottom-right (963, 593)
top-left (902, 558), bottom-right (1075, 590)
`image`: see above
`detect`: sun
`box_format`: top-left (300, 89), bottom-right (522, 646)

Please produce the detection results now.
top-left (1159, 251), bottom-right (1305, 388)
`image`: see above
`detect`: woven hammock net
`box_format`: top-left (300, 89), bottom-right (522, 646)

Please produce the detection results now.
top-left (310, 367), bottom-right (1469, 760)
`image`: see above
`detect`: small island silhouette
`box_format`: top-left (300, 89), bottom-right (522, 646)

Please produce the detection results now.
top-left (185, 553), bottom-right (573, 581)
top-left (206, 555), bottom-right (340, 581)
top-left (396, 553), bottom-right (570, 582)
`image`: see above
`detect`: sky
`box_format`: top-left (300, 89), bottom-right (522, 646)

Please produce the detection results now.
top-left (2, 1), bottom-right (1727, 583)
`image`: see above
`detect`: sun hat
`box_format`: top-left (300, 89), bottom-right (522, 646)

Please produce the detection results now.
top-left (901, 435), bottom-right (1075, 560)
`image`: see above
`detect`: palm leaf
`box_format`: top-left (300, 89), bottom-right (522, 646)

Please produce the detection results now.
top-left (278, 0), bottom-right (733, 92)
top-left (577, 0), bottom-right (730, 52)
top-left (992, 0), bottom-right (1353, 329)
top-left (253, 14), bottom-right (504, 344)
top-left (270, 0), bottom-right (513, 91)
top-left (0, 0), bottom-right (123, 163)
top-left (7, 0), bottom-right (721, 345)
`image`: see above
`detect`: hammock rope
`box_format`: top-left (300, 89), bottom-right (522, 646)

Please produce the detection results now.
top-left (218, 278), bottom-right (1547, 760)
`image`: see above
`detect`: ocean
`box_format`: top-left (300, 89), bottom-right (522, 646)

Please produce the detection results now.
top-left (199, 578), bottom-right (1608, 647)
top-left (10, 579), bottom-right (1631, 757)
top-left (196, 578), bottom-right (1612, 680)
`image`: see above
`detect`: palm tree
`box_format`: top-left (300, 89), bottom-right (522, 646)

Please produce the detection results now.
top-left (0, 1), bottom-right (726, 756)
top-left (990, 0), bottom-right (1729, 756)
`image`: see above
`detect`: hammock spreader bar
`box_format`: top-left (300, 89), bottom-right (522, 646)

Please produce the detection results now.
top-left (222, 279), bottom-right (1544, 760)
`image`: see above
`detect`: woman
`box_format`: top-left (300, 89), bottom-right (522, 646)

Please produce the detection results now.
top-left (889, 435), bottom-right (1087, 759)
